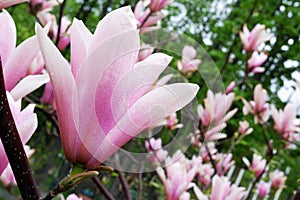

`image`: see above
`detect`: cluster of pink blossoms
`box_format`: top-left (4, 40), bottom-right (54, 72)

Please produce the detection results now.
top-left (239, 24), bottom-right (273, 74)
top-left (134, 0), bottom-right (173, 33)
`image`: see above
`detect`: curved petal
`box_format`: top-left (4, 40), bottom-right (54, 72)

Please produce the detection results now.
top-left (70, 18), bottom-right (92, 77)
top-left (35, 23), bottom-right (79, 163)
top-left (73, 29), bottom-right (139, 165)
top-left (87, 83), bottom-right (199, 165)
top-left (90, 6), bottom-right (137, 52)
top-left (0, 9), bottom-right (16, 66)
top-left (111, 53), bottom-right (172, 123)
top-left (76, 29), bottom-right (139, 135)
top-left (10, 74), bottom-right (50, 101)
top-left (182, 46), bottom-right (196, 60)
top-left (4, 36), bottom-right (40, 91)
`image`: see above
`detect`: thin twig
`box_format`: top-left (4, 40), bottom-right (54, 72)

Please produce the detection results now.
top-left (92, 177), bottom-right (116, 200)
top-left (55, 0), bottom-right (67, 46)
top-left (0, 57), bottom-right (40, 199)
top-left (117, 170), bottom-right (132, 200)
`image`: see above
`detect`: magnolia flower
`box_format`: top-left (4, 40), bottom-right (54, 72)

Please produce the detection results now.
top-left (197, 90), bottom-right (237, 141)
top-left (243, 154), bottom-right (267, 178)
top-left (212, 176), bottom-right (246, 200)
top-left (0, 0), bottom-right (27, 9)
top-left (272, 104), bottom-right (300, 140)
top-left (199, 142), bottom-right (217, 162)
top-left (157, 151), bottom-right (200, 200)
top-left (247, 51), bottom-right (268, 73)
top-left (0, 10), bottom-right (49, 100)
top-left (238, 121), bottom-right (253, 135)
top-left (165, 112), bottom-right (183, 130)
top-left (215, 153), bottom-right (235, 176)
top-left (198, 175), bottom-right (246, 200)
top-left (149, 0), bottom-right (173, 12)
top-left (256, 181), bottom-right (271, 197)
top-left (239, 24), bottom-right (273, 52)
top-left (198, 163), bottom-right (214, 186)
top-left (242, 84), bottom-right (269, 124)
top-left (36, 7), bottom-right (199, 169)
top-left (177, 45), bottom-right (202, 74)
top-left (0, 92), bottom-right (37, 175)
top-left (29, 0), bottom-right (58, 14)
top-left (269, 170), bottom-right (287, 190)
top-left (145, 138), bottom-right (168, 164)
top-left (0, 145), bottom-right (35, 187)
top-left (134, 0), bottom-right (166, 33)
top-left (198, 91), bottom-right (237, 127)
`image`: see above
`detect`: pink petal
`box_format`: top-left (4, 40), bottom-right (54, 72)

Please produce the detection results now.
top-left (73, 29), bottom-right (139, 165)
top-left (0, 9), bottom-right (16, 66)
top-left (111, 53), bottom-right (172, 122)
top-left (70, 18), bottom-right (92, 77)
top-left (10, 74), bottom-right (49, 101)
top-left (87, 30), bottom-right (139, 133)
top-left (87, 83), bottom-right (199, 165)
top-left (4, 35), bottom-right (40, 90)
top-left (90, 6), bottom-right (137, 52)
top-left (182, 45), bottom-right (196, 60)
top-left (35, 24), bottom-right (79, 163)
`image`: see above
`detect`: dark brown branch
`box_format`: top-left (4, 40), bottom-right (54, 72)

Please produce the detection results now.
top-left (0, 58), bottom-right (40, 199)
top-left (92, 177), bottom-right (116, 200)
top-left (55, 0), bottom-right (67, 46)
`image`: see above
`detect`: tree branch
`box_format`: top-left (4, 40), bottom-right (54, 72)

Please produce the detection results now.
top-left (92, 177), bottom-right (116, 200)
top-left (0, 58), bottom-right (40, 199)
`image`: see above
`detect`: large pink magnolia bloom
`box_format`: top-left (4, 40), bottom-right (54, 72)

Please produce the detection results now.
top-left (247, 51), bottom-right (268, 74)
top-left (0, 0), bottom-right (27, 9)
top-left (0, 145), bottom-right (35, 187)
top-left (194, 175), bottom-right (246, 200)
top-left (0, 92), bottom-right (37, 175)
top-left (177, 45), bottom-right (202, 75)
top-left (242, 84), bottom-right (269, 124)
top-left (239, 24), bottom-right (273, 52)
top-left (272, 103), bottom-right (300, 140)
top-left (243, 153), bottom-right (267, 178)
top-left (36, 7), bottom-right (199, 169)
top-left (0, 10), bottom-right (49, 100)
